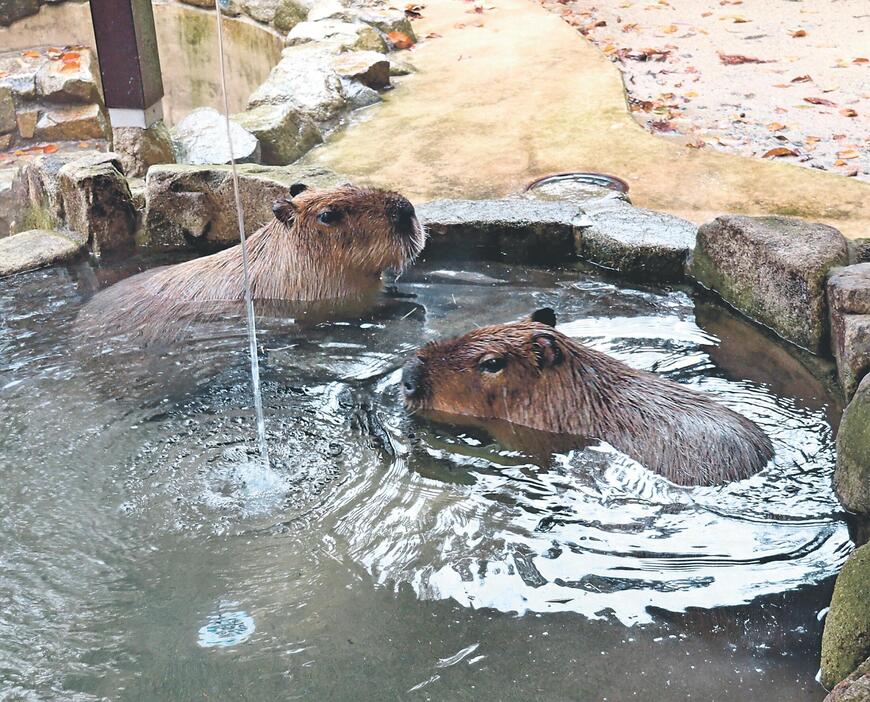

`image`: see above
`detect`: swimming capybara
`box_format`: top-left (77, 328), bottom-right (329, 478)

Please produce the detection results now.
top-left (401, 309), bottom-right (774, 486)
top-left (77, 183), bottom-right (425, 341)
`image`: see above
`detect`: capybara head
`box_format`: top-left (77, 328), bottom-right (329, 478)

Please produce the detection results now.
top-left (271, 182), bottom-right (425, 276)
top-left (402, 308), bottom-right (565, 421)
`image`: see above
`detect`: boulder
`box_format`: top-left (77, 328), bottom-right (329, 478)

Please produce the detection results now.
top-left (231, 103), bottom-right (322, 165)
top-left (58, 157), bottom-right (136, 257)
top-left (389, 57), bottom-right (415, 76)
top-left (417, 198), bottom-right (584, 263)
top-left (828, 264), bottom-right (870, 398)
top-left (12, 151), bottom-right (120, 232)
top-left (689, 215), bottom-right (848, 353)
top-left (285, 19), bottom-right (386, 52)
top-left (273, 0), bottom-right (309, 32)
top-left (239, 0), bottom-right (281, 23)
top-left (171, 107), bottom-right (261, 165)
top-left (331, 51), bottom-right (390, 89)
top-left (34, 103), bottom-right (110, 142)
top-left (0, 0), bottom-right (39, 26)
top-left (0, 51), bottom-right (43, 101)
top-left (142, 163), bottom-right (345, 250)
top-left (848, 238), bottom-right (870, 265)
top-left (825, 656), bottom-right (870, 702)
top-left (340, 79), bottom-right (380, 109)
top-left (0, 85), bottom-right (15, 135)
top-left (835, 374), bottom-right (870, 515)
top-left (248, 46), bottom-right (346, 124)
top-left (577, 203), bottom-right (695, 281)
top-left (112, 120), bottom-right (176, 178)
top-left (0, 228), bottom-right (85, 276)
top-left (0, 168), bottom-right (16, 236)
top-left (355, 6), bottom-right (416, 38)
top-left (821, 543), bottom-right (870, 688)
top-left (307, 0), bottom-right (352, 22)
top-left (35, 48), bottom-right (101, 104)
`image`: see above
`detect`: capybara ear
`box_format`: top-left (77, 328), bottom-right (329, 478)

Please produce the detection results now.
top-left (531, 332), bottom-right (564, 369)
top-left (272, 197), bottom-right (296, 224)
top-left (289, 183), bottom-right (308, 197)
top-left (530, 307), bottom-right (557, 327)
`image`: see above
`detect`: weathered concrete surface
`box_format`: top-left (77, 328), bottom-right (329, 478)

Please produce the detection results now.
top-left (417, 198), bottom-right (583, 263)
top-left (821, 542), bottom-right (870, 689)
top-left (835, 374), bottom-right (870, 516)
top-left (689, 215), bottom-right (848, 353)
top-left (825, 656), bottom-right (870, 702)
top-left (304, 0), bottom-right (870, 239)
top-left (58, 158), bottom-right (136, 257)
top-left (579, 204), bottom-right (696, 281)
top-left (142, 163), bottom-right (344, 250)
top-left (112, 121), bottom-right (176, 178)
top-left (828, 264), bottom-right (870, 399)
top-left (0, 228), bottom-right (84, 276)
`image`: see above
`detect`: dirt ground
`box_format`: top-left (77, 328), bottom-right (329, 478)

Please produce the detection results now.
top-left (538, 0), bottom-right (869, 180)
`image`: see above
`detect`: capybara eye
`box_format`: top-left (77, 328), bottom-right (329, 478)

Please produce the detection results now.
top-left (479, 356), bottom-right (507, 374)
top-left (317, 209), bottom-right (342, 225)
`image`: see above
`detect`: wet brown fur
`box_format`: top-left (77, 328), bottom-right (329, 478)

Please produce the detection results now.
top-left (77, 184), bottom-right (425, 342)
top-left (404, 315), bottom-right (775, 486)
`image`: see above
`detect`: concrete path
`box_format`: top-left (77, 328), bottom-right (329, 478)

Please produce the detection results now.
top-left (304, 0), bottom-right (870, 238)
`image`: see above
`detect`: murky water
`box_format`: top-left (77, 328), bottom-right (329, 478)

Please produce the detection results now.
top-left (0, 258), bottom-right (850, 701)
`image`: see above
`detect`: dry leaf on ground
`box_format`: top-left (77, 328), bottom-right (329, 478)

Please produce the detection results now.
top-left (762, 147), bottom-right (798, 158)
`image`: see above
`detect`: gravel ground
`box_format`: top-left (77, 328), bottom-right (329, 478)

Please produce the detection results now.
top-left (538, 0), bottom-right (869, 180)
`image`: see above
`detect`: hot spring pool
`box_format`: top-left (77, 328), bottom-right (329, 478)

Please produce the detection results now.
top-left (0, 256), bottom-right (851, 700)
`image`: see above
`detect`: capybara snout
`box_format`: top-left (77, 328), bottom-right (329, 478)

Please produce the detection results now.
top-left (404, 308), bottom-right (774, 486)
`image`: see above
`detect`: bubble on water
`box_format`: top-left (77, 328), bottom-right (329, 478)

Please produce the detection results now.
top-left (197, 602), bottom-right (255, 648)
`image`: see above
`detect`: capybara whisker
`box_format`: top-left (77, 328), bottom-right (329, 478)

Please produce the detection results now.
top-left (402, 308), bottom-right (774, 486)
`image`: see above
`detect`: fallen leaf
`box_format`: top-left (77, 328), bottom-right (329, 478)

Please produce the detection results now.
top-left (42, 144), bottom-right (59, 154)
top-left (717, 136), bottom-right (742, 146)
top-left (804, 96), bottom-right (836, 106)
top-left (789, 29), bottom-right (807, 37)
top-left (404, 3), bottom-right (424, 18)
top-left (805, 135), bottom-right (821, 143)
top-left (61, 51), bottom-right (80, 62)
top-left (854, 57), bottom-right (869, 64)
top-left (21, 50), bottom-right (41, 59)
top-left (840, 108), bottom-right (858, 117)
top-left (767, 122), bottom-right (787, 131)
top-left (720, 14), bottom-right (750, 22)
top-left (387, 31), bottom-right (415, 49)
top-left (834, 159), bottom-right (847, 166)
top-left (837, 149), bottom-right (860, 159)
top-left (78, 142), bottom-right (90, 149)
top-left (835, 59), bottom-right (850, 68)
top-left (59, 60), bottom-right (81, 73)
top-left (763, 147), bottom-right (798, 158)
top-left (617, 47), bottom-right (671, 61)
top-left (685, 90), bottom-right (698, 97)
top-left (718, 52), bottom-right (772, 65)
top-left (649, 119), bottom-right (676, 132)
top-left (833, 133), bottom-right (846, 140)
top-left (622, 22), bottom-right (638, 31)
top-left (686, 138), bottom-right (706, 149)
top-left (701, 10), bottom-right (712, 16)
top-left (663, 24), bottom-right (678, 33)
top-left (790, 74), bottom-right (812, 83)
top-left (773, 83), bottom-right (791, 88)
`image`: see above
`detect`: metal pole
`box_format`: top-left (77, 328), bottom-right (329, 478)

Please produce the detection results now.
top-left (88, 0), bottom-right (165, 128)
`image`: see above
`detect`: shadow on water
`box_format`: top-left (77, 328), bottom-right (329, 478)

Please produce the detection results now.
top-left (0, 257), bottom-right (849, 701)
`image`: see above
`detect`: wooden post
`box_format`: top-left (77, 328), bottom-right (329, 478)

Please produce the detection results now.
top-left (88, 0), bottom-right (165, 128)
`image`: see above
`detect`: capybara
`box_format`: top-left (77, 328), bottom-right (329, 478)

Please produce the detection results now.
top-left (77, 183), bottom-right (425, 341)
top-left (401, 309), bottom-right (774, 486)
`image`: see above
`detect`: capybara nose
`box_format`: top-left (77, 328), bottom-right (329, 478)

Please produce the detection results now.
top-left (389, 199), bottom-right (417, 236)
top-left (402, 356), bottom-right (424, 398)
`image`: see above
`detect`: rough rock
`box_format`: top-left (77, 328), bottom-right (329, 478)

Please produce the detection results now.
top-left (239, 0), bottom-right (282, 23)
top-left (273, 0), bottom-right (309, 31)
top-left (111, 120), bottom-right (176, 178)
top-left (248, 46), bottom-right (347, 123)
top-left (171, 107), bottom-right (261, 166)
top-left (0, 133), bottom-right (10, 150)
top-left (340, 79), bottom-right (380, 109)
top-left (355, 6), bottom-right (416, 38)
top-left (35, 49), bottom-right (101, 104)
top-left (331, 51), bottom-right (390, 89)
top-left (689, 215), bottom-right (848, 353)
top-left (0, 169), bottom-right (16, 236)
top-left (143, 163), bottom-right (345, 250)
top-left (828, 264), bottom-right (870, 398)
top-left (0, 85), bottom-right (15, 135)
top-left (12, 151), bottom-right (120, 232)
top-left (58, 157), bottom-right (136, 257)
top-left (34, 103), bottom-right (109, 142)
top-left (834, 374), bottom-right (870, 515)
top-left (231, 103), bottom-right (322, 165)
top-left (285, 19), bottom-right (386, 52)
top-left (417, 198), bottom-right (584, 263)
top-left (307, 0), bottom-right (352, 22)
top-left (0, 0), bottom-right (39, 26)
top-left (821, 543), bottom-right (870, 689)
top-left (0, 229), bottom-right (85, 276)
top-left (577, 203), bottom-right (695, 281)
top-left (16, 106), bottom-right (38, 139)
top-left (389, 57), bottom-right (415, 76)
top-left (825, 656), bottom-right (870, 702)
